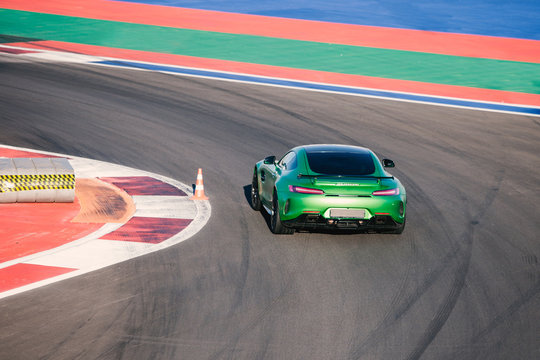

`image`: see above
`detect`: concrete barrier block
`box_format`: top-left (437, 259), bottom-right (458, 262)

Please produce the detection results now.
top-left (0, 158), bottom-right (17, 203)
top-left (51, 158), bottom-right (75, 202)
top-left (0, 158), bottom-right (75, 203)
top-left (13, 158), bottom-right (37, 202)
top-left (32, 158), bottom-right (57, 202)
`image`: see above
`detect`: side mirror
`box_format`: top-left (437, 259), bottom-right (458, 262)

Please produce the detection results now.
top-left (264, 155), bottom-right (276, 165)
top-left (382, 159), bottom-right (395, 168)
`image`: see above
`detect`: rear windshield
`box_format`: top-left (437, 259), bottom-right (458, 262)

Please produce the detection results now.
top-left (306, 151), bottom-right (375, 175)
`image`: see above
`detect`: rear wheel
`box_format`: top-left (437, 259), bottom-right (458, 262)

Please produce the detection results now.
top-left (250, 170), bottom-right (261, 211)
top-left (270, 190), bottom-right (294, 235)
top-left (391, 217), bottom-right (406, 234)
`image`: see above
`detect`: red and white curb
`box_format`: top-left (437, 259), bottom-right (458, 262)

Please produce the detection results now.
top-left (0, 145), bottom-right (211, 299)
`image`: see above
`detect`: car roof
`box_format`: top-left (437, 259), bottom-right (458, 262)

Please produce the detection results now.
top-left (299, 144), bottom-right (372, 154)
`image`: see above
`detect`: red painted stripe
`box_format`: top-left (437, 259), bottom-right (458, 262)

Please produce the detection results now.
top-left (0, 147), bottom-right (61, 158)
top-left (100, 176), bottom-right (187, 196)
top-left (0, 198), bottom-right (103, 263)
top-left (2, 0), bottom-right (539, 63)
top-left (0, 45), bottom-right (37, 55)
top-left (0, 263), bottom-right (75, 292)
top-left (100, 217), bottom-right (192, 244)
top-left (10, 41), bottom-right (540, 107)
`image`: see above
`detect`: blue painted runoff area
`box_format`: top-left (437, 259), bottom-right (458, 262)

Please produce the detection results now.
top-left (94, 60), bottom-right (540, 116)
top-left (117, 0), bottom-right (540, 39)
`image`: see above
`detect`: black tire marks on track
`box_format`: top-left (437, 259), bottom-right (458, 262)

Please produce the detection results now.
top-left (1, 58), bottom-right (539, 360)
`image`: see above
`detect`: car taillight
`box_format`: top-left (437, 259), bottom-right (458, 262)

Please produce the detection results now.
top-left (372, 188), bottom-right (400, 196)
top-left (289, 185), bottom-right (324, 194)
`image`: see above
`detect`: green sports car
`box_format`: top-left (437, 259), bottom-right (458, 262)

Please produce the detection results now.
top-left (251, 144), bottom-right (406, 234)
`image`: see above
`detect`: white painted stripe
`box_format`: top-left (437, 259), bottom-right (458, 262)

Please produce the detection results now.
top-left (70, 158), bottom-right (153, 178)
top-left (132, 195), bottom-right (197, 219)
top-left (21, 51), bottom-right (99, 64)
top-left (25, 239), bottom-right (153, 270)
top-left (0, 222), bottom-right (124, 270)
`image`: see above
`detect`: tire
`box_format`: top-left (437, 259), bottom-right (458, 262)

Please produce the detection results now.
top-left (270, 190), bottom-right (294, 235)
top-left (391, 217), bottom-right (406, 234)
top-left (250, 170), bottom-right (261, 211)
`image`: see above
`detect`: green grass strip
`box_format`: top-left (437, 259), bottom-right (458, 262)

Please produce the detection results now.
top-left (1, 9), bottom-right (539, 94)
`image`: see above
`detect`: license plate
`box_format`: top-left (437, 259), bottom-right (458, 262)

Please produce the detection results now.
top-left (329, 208), bottom-right (365, 218)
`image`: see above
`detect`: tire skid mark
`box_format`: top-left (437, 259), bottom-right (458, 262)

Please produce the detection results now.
top-left (99, 294), bottom-right (143, 359)
top-left (41, 292), bottom-right (139, 359)
top-left (433, 162), bottom-right (539, 359)
top-left (440, 279), bottom-right (540, 360)
top-left (226, 186), bottom-right (251, 317)
top-left (349, 172), bottom-right (459, 359)
top-left (348, 166), bottom-right (504, 359)
top-left (185, 77), bottom-right (363, 148)
top-left (417, 127), bottom-right (539, 359)
top-left (404, 169), bottom-right (505, 360)
top-left (405, 225), bottom-right (475, 360)
top-left (207, 236), bottom-right (311, 360)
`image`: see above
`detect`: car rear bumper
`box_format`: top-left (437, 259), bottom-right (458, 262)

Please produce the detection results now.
top-left (278, 191), bottom-right (406, 224)
top-left (282, 214), bottom-right (403, 232)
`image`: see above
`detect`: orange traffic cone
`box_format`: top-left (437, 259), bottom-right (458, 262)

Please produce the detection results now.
top-left (190, 168), bottom-right (209, 200)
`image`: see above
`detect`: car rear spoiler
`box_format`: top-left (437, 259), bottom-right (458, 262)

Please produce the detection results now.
top-left (297, 174), bottom-right (394, 180)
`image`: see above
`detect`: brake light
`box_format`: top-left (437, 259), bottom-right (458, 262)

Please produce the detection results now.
top-left (289, 185), bottom-right (324, 194)
top-left (372, 188), bottom-right (400, 196)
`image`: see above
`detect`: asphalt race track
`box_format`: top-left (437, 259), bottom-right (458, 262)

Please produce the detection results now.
top-left (0, 56), bottom-right (539, 360)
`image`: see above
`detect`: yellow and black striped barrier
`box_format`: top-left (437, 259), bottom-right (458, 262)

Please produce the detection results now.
top-left (0, 158), bottom-right (75, 203)
top-left (0, 174), bottom-right (75, 193)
